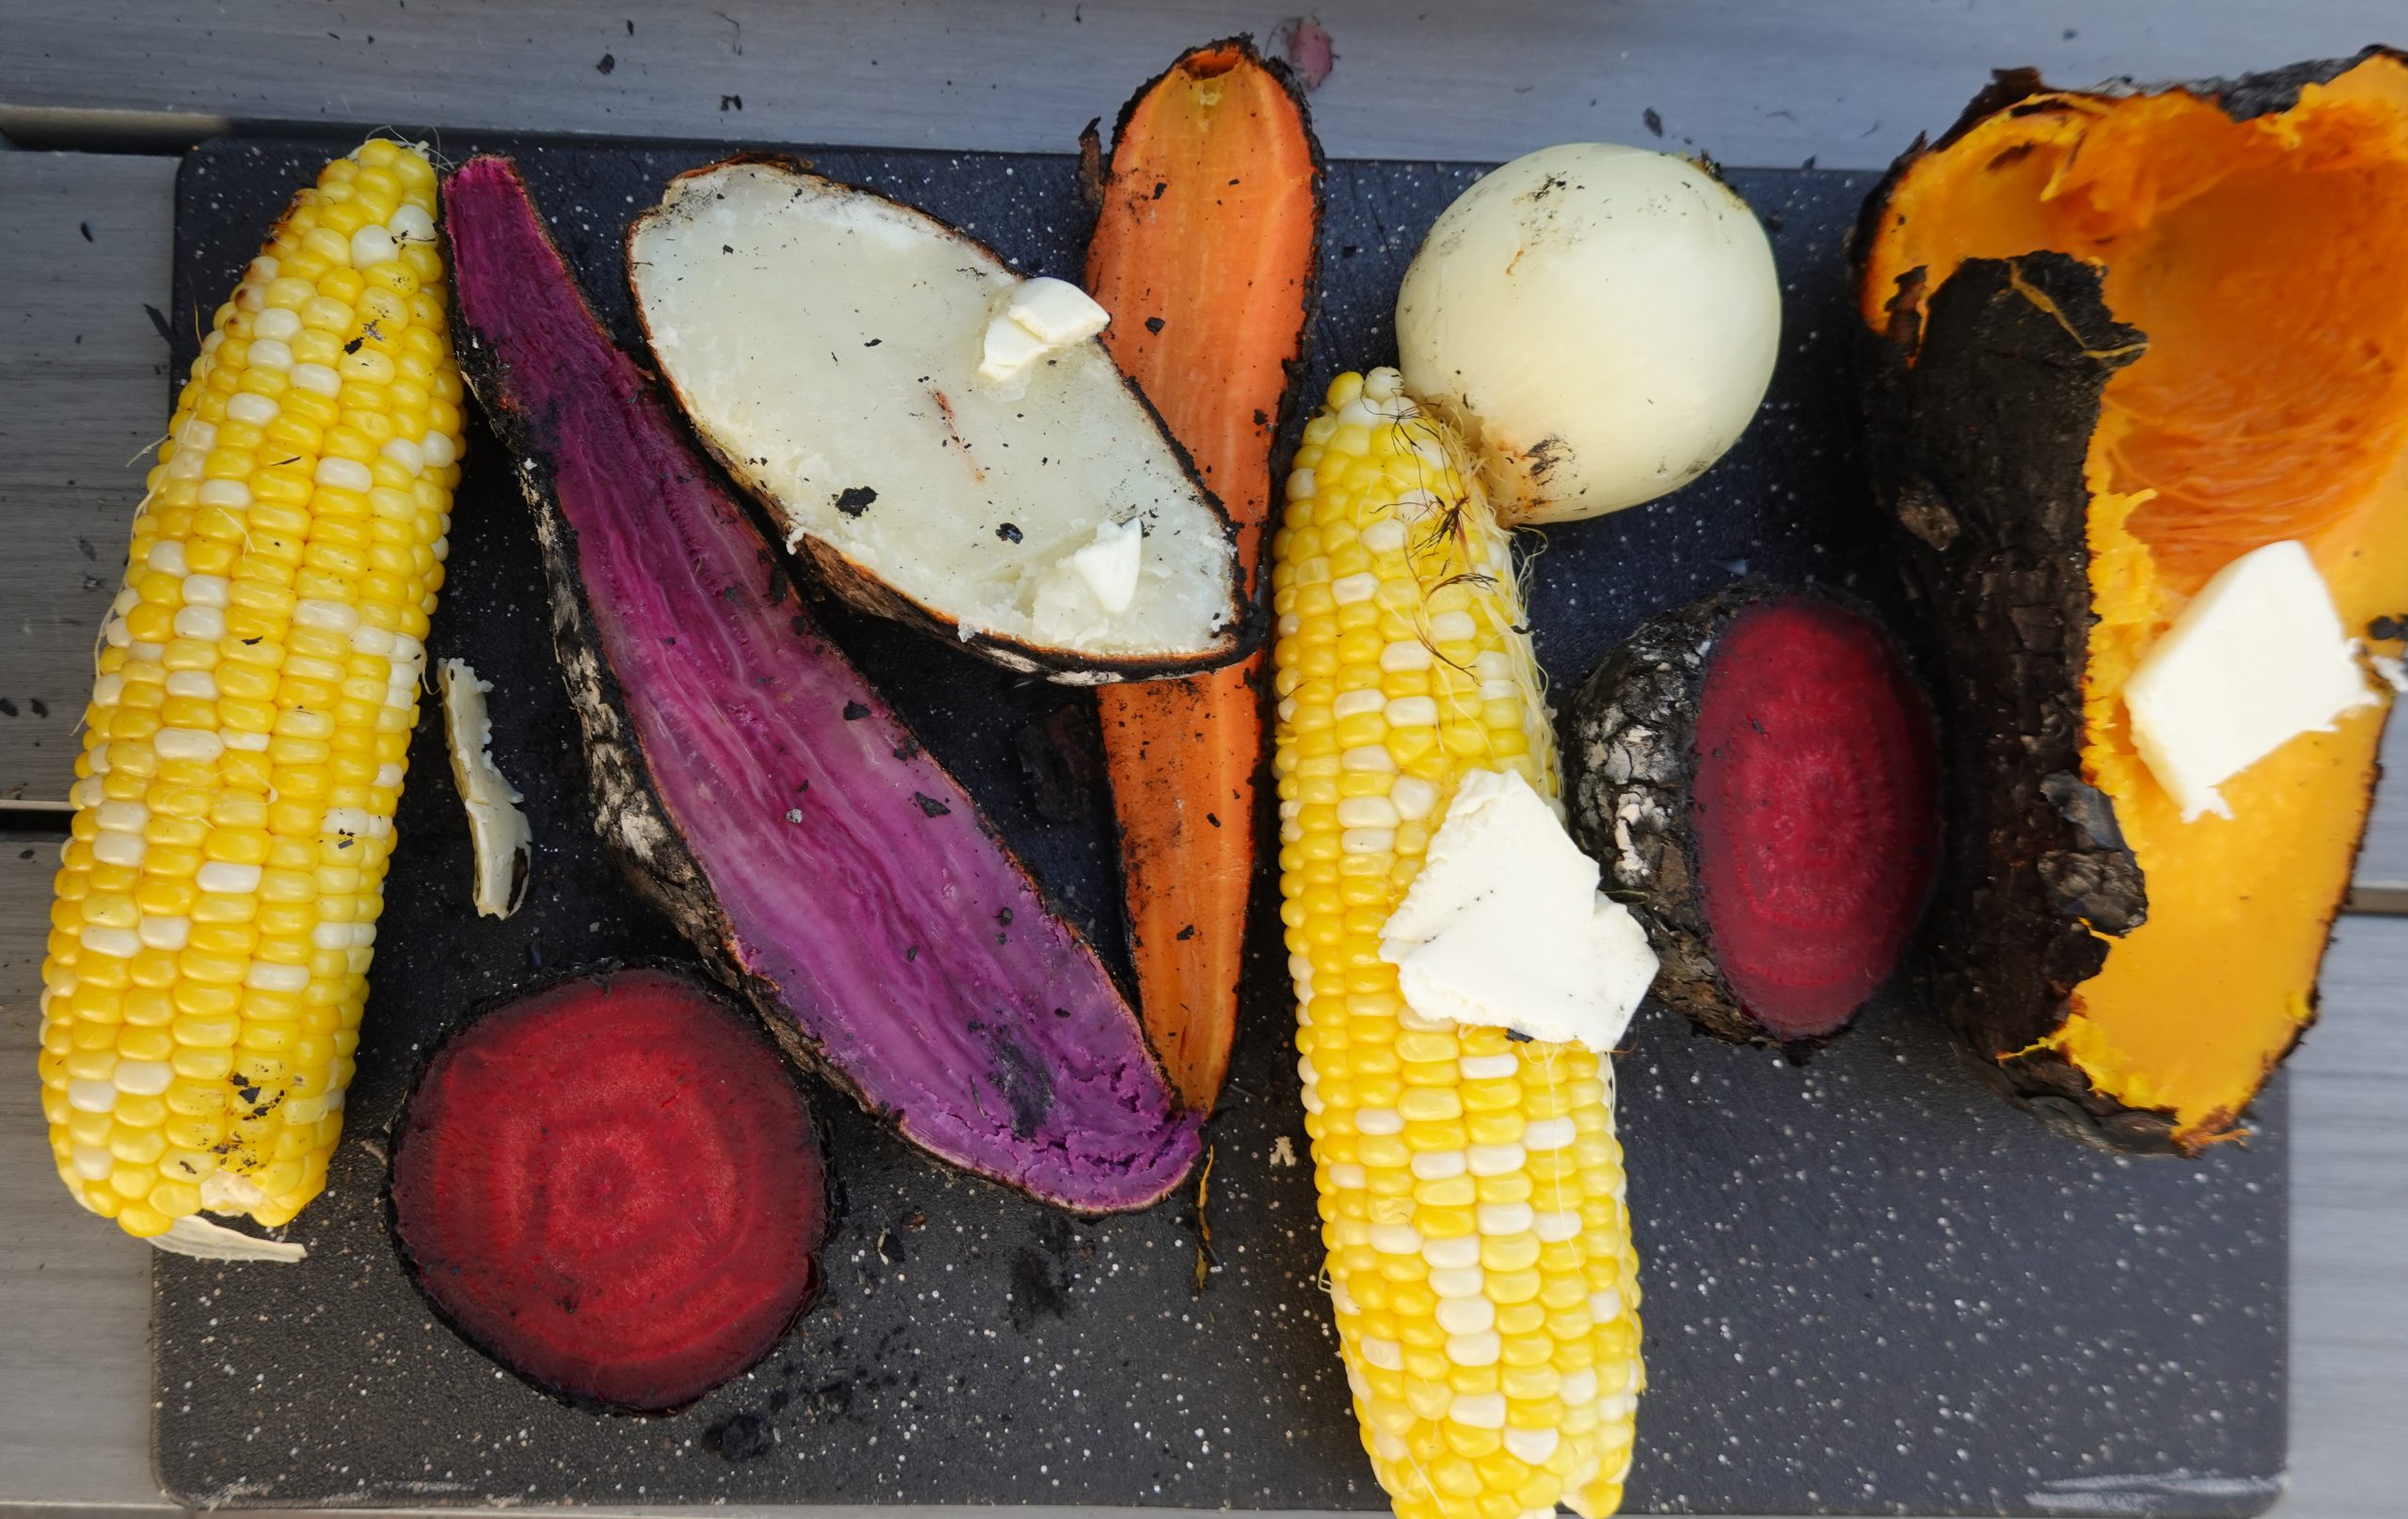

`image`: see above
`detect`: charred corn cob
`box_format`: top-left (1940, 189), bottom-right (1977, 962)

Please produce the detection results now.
top-left (37, 138), bottom-right (465, 1242)
top-left (1274, 369), bottom-right (1643, 1518)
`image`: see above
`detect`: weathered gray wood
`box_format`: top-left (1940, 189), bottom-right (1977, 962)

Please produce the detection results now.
top-left (2287, 916), bottom-right (2408, 1519)
top-left (1, 0), bottom-right (2403, 169)
top-left (0, 152), bottom-right (174, 804)
top-left (0, 838), bottom-right (164, 1511)
top-left (2359, 719), bottom-right (2408, 898)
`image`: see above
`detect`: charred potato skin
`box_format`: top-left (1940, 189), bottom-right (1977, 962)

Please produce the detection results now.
top-left (625, 155), bottom-right (1259, 688)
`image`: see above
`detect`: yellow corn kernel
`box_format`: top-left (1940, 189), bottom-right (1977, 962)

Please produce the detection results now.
top-left (1275, 372), bottom-right (1642, 1519)
top-left (38, 138), bottom-right (462, 1244)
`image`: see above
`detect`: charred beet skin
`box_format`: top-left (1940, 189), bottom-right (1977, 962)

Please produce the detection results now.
top-left (390, 966), bottom-right (827, 1413)
top-left (1564, 583), bottom-right (1941, 1047)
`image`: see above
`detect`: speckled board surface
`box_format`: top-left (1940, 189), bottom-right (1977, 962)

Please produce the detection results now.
top-left (152, 139), bottom-right (2284, 1516)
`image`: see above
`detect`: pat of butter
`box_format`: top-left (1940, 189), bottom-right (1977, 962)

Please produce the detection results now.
top-left (1070, 518), bottom-right (1143, 616)
top-left (438, 659), bottom-right (533, 918)
top-left (978, 276), bottom-right (1110, 387)
top-left (2125, 540), bottom-right (2378, 822)
top-left (1379, 768), bottom-right (1659, 1052)
top-left (1030, 519), bottom-right (1145, 644)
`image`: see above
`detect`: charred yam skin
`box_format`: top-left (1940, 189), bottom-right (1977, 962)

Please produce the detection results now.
top-left (443, 157), bottom-right (1201, 1211)
top-left (1563, 582), bottom-right (1940, 1051)
top-left (1857, 51), bottom-right (2408, 1152)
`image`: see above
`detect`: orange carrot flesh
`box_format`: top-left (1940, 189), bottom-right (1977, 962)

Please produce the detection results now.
top-left (1086, 40), bottom-right (1322, 1111)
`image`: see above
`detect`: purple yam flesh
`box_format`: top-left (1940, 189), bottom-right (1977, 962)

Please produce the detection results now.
top-left (442, 156), bottom-right (1200, 1212)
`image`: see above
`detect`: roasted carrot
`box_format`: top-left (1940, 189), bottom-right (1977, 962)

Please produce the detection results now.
top-left (1085, 39), bottom-right (1323, 1112)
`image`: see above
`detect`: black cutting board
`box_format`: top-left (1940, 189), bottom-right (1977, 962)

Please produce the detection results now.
top-left (151, 137), bottom-right (2284, 1517)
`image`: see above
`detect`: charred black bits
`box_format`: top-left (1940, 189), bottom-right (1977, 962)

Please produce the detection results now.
top-left (988, 1030), bottom-right (1055, 1141)
top-left (1205, 812), bottom-right (1220, 829)
top-left (720, 94), bottom-right (742, 110)
top-left (1006, 1246), bottom-right (1069, 1329)
top-left (863, 338), bottom-right (881, 347)
top-left (1643, 107), bottom-right (1665, 137)
top-left (996, 908), bottom-right (1014, 926)
top-left (1176, 924), bottom-right (1196, 941)
top-left (704, 1412), bottom-right (771, 1463)
top-left (1015, 704), bottom-right (1103, 824)
top-left (842, 701), bottom-right (870, 721)
top-left (1504, 1028), bottom-right (1534, 1043)
top-left (0, 699), bottom-right (15, 718)
top-left (1145, 316), bottom-right (1165, 334)
top-left (1252, 409), bottom-right (1268, 427)
top-left (1151, 181), bottom-right (1168, 199)
top-left (911, 793), bottom-right (951, 817)
top-left (833, 485), bottom-right (879, 516)
top-left (1053, 1006), bottom-right (1069, 1019)
top-left (79, 221), bottom-right (93, 242)
top-left (892, 736), bottom-right (921, 760)
top-left (996, 522), bottom-right (1022, 543)
top-left (594, 53), bottom-right (616, 74)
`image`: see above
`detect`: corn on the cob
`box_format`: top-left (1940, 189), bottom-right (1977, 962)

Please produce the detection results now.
top-left (37, 138), bottom-right (465, 1241)
top-left (1274, 369), bottom-right (1643, 1519)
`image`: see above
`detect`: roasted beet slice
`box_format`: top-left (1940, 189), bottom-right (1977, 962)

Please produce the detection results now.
top-left (1564, 584), bottom-right (1941, 1046)
top-left (390, 966), bottom-right (826, 1412)
top-left (441, 157), bottom-right (1199, 1211)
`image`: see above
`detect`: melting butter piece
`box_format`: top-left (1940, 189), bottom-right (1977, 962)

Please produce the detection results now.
top-left (2125, 540), bottom-right (2379, 822)
top-left (978, 276), bottom-right (1111, 388)
top-left (1070, 517), bottom-right (1143, 615)
top-left (1030, 518), bottom-right (1147, 645)
top-left (438, 659), bottom-right (533, 918)
top-left (1379, 767), bottom-right (1658, 1052)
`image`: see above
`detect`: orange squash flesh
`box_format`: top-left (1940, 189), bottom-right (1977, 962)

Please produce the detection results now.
top-left (1085, 40), bottom-right (1321, 1111)
top-left (1862, 54), bottom-right (2408, 1144)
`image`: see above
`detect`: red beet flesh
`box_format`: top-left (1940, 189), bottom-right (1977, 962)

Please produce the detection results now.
top-left (1690, 599), bottom-right (1941, 1040)
top-left (390, 967), bottom-right (826, 1412)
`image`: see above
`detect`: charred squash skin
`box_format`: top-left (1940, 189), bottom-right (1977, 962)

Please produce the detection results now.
top-left (1084, 39), bottom-right (1323, 1111)
top-left (1857, 52), bottom-right (2408, 1153)
top-left (1861, 254), bottom-right (2166, 1147)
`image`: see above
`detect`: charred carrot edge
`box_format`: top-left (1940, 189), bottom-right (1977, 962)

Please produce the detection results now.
top-left (1085, 38), bottom-right (1323, 1112)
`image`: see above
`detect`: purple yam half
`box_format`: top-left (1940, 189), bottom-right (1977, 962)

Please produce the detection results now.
top-left (442, 156), bottom-right (1201, 1212)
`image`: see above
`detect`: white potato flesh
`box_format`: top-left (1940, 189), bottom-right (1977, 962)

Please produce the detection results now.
top-left (1397, 143), bottom-right (1782, 524)
top-left (629, 162), bottom-right (1244, 672)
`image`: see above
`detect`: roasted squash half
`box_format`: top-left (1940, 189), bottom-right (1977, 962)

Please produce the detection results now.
top-left (1857, 49), bottom-right (2408, 1151)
